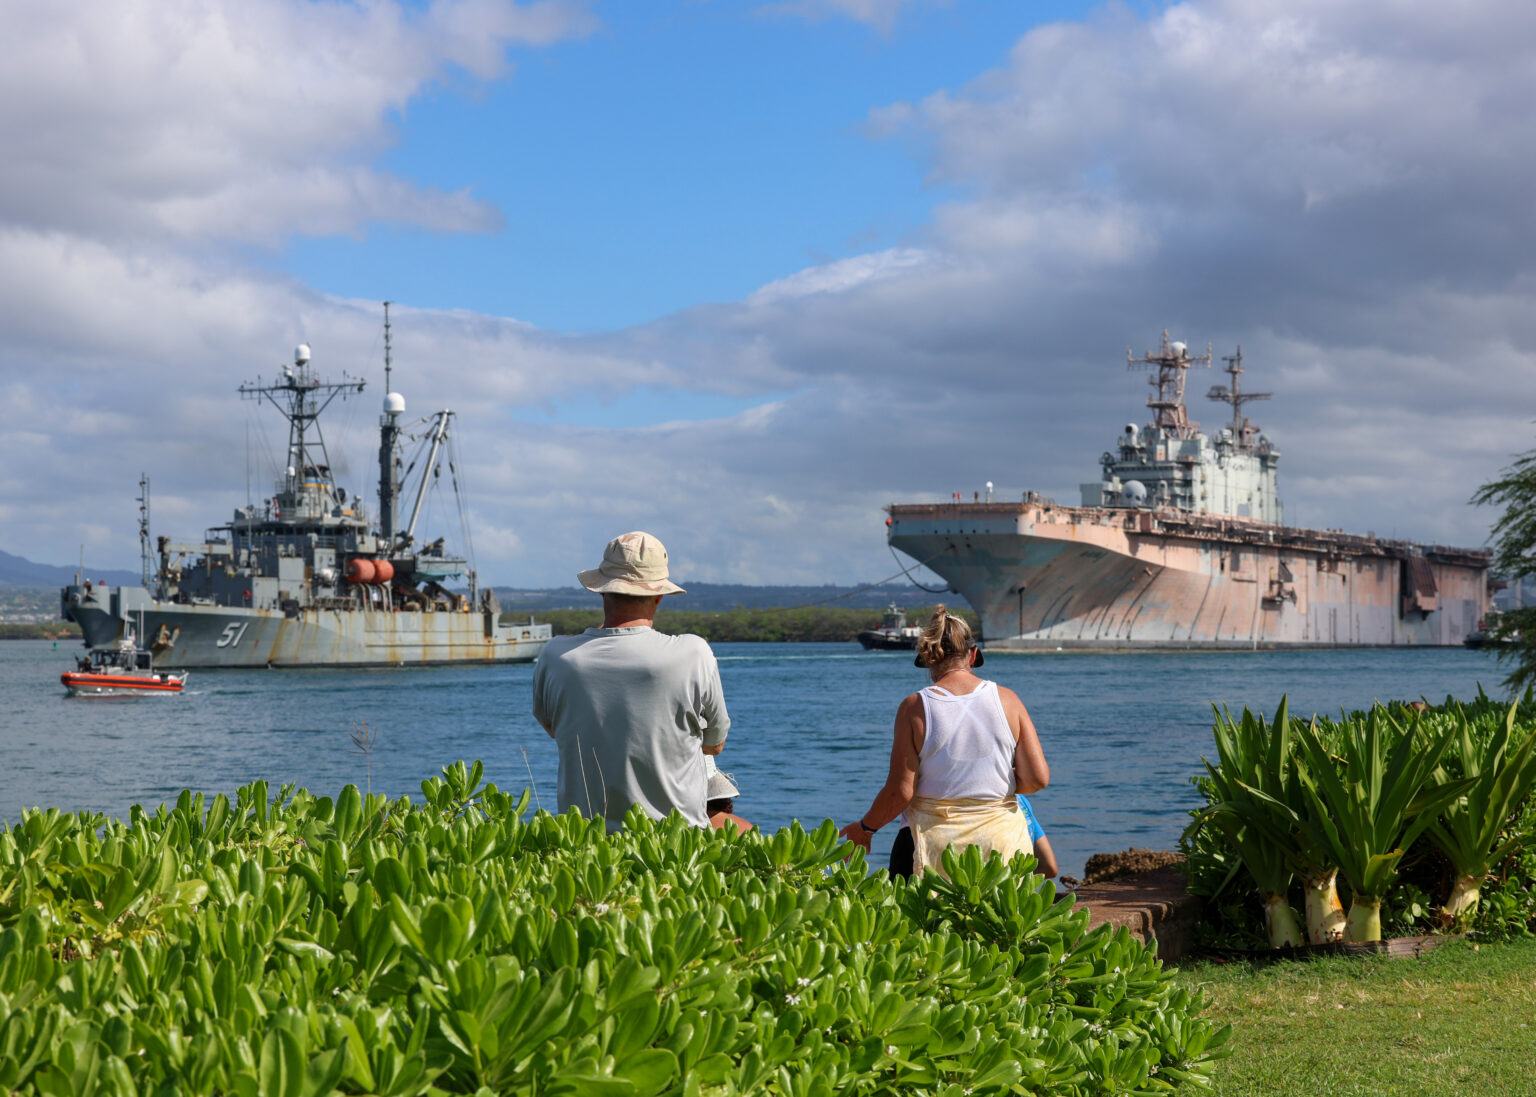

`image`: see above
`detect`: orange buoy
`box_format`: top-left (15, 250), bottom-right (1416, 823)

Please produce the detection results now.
top-left (345, 558), bottom-right (376, 584)
top-left (373, 559), bottom-right (395, 583)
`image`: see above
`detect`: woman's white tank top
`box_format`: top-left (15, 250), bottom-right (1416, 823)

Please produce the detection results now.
top-left (912, 679), bottom-right (1016, 801)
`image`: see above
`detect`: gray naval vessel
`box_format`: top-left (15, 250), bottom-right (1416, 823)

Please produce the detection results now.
top-left (62, 314), bottom-right (552, 667)
top-left (887, 333), bottom-right (1491, 649)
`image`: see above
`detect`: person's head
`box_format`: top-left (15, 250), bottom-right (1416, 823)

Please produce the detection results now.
top-left (578, 531), bottom-right (685, 599)
top-left (600, 591), bottom-right (663, 621)
top-left (915, 604), bottom-right (983, 676)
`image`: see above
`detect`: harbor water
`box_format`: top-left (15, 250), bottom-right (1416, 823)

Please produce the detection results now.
top-left (0, 639), bottom-right (1512, 878)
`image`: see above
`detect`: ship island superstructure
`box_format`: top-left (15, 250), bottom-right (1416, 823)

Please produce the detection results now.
top-left (62, 312), bottom-right (552, 667)
top-left (887, 333), bottom-right (1491, 650)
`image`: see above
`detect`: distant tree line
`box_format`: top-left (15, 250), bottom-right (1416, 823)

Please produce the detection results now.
top-left (0, 623), bottom-right (81, 640)
top-left (515, 605), bottom-right (978, 643)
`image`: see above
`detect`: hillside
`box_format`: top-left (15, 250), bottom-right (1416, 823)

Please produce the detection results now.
top-left (492, 581), bottom-right (954, 612)
top-left (0, 549), bottom-right (139, 588)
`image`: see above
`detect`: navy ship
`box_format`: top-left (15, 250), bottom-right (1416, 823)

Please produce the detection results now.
top-left (887, 333), bottom-right (1491, 650)
top-left (62, 309), bottom-right (552, 667)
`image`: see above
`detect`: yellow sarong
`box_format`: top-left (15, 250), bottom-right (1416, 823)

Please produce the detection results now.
top-left (906, 795), bottom-right (1032, 880)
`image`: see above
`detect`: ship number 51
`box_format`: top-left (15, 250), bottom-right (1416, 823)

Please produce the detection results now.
top-left (217, 622), bottom-right (250, 648)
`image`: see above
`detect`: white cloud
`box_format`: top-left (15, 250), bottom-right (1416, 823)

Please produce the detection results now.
top-left (755, 0), bottom-right (944, 33)
top-left (5, 0), bottom-right (1536, 589)
top-left (0, 0), bottom-right (594, 245)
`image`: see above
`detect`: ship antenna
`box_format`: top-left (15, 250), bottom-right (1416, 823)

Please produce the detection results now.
top-left (1207, 345), bottom-right (1272, 446)
top-left (1127, 329), bottom-right (1211, 439)
top-left (138, 474), bottom-right (152, 589)
top-left (383, 300), bottom-right (392, 395)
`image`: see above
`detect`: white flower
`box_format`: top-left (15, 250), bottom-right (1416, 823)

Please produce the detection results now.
top-left (796, 977), bottom-right (810, 987)
top-left (786, 994), bottom-right (802, 1005)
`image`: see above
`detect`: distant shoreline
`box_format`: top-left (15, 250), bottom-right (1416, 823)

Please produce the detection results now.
top-left (1, 624), bottom-right (81, 641)
top-left (2, 606), bottom-right (981, 646)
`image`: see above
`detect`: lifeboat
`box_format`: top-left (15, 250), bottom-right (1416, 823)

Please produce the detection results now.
top-left (61, 630), bottom-right (188, 696)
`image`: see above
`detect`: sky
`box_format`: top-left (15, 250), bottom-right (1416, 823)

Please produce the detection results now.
top-left (4, 0), bottom-right (1536, 588)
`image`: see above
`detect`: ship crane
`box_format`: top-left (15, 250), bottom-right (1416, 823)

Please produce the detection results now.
top-left (1206, 347), bottom-right (1272, 448)
top-left (1127, 330), bottom-right (1211, 440)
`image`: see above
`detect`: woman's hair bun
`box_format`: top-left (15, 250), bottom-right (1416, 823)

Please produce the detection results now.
top-left (917, 604), bottom-right (973, 669)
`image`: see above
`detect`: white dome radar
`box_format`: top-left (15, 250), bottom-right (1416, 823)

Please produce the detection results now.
top-left (1169, 341), bottom-right (1187, 359)
top-left (1123, 480), bottom-right (1148, 505)
top-left (384, 392), bottom-right (406, 415)
top-left (295, 344), bottom-right (311, 365)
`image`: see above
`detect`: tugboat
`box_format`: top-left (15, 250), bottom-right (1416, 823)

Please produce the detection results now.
top-left (857, 604), bottom-right (922, 651)
top-left (62, 629), bottom-right (188, 696)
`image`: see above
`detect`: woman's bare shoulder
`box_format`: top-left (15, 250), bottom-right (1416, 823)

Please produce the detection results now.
top-left (994, 683), bottom-right (1030, 711)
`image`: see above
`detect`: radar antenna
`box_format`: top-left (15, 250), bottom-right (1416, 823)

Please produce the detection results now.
top-left (239, 346), bottom-right (364, 497)
top-left (1206, 346), bottom-right (1271, 447)
top-left (138, 474), bottom-right (152, 588)
top-left (383, 300), bottom-right (392, 396)
top-left (1127, 330), bottom-right (1211, 439)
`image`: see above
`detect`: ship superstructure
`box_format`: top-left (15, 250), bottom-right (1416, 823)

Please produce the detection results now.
top-left (62, 310), bottom-right (552, 667)
top-left (887, 333), bottom-right (1490, 650)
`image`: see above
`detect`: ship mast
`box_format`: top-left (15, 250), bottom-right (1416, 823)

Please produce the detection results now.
top-left (239, 345), bottom-right (363, 498)
top-left (1127, 330), bottom-right (1211, 440)
top-left (1206, 346), bottom-right (1271, 447)
top-left (137, 474), bottom-right (152, 589)
top-left (378, 302), bottom-right (403, 548)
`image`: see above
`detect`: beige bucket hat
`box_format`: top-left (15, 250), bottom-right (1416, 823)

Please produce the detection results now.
top-left (704, 754), bottom-right (740, 800)
top-left (578, 531), bottom-right (686, 596)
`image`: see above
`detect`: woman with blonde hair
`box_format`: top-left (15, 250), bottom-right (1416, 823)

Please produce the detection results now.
top-left (840, 606), bottom-right (1049, 878)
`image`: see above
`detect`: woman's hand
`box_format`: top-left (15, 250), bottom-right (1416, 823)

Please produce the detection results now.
top-left (838, 821), bottom-right (874, 852)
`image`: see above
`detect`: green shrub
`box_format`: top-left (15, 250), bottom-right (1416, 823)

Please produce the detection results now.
top-left (0, 762), bottom-right (1227, 1095)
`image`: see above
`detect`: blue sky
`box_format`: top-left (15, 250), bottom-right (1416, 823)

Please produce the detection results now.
top-left (2, 0), bottom-right (1534, 586)
top-left (275, 2), bottom-right (1092, 334)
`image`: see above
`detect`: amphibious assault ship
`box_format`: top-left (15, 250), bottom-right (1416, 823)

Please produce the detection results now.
top-left (61, 311), bottom-right (552, 667)
top-left (887, 333), bottom-right (1491, 650)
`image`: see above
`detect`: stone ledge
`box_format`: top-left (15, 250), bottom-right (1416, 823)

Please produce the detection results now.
top-left (1071, 865), bottom-right (1202, 961)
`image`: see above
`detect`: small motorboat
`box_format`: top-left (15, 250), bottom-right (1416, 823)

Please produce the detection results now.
top-left (62, 630), bottom-right (188, 696)
top-left (857, 604), bottom-right (922, 651)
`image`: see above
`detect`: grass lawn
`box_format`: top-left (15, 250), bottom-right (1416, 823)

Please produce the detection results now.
top-left (1174, 937), bottom-right (1536, 1096)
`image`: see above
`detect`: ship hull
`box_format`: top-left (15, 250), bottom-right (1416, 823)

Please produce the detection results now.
top-left (64, 585), bottom-right (551, 668)
top-left (889, 502), bottom-right (1489, 650)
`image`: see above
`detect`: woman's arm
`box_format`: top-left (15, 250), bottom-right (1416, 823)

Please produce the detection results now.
top-left (1000, 687), bottom-right (1049, 793)
top-left (839, 694), bottom-right (924, 851)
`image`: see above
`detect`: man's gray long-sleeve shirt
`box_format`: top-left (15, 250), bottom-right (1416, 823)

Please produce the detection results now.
top-left (532, 626), bottom-right (730, 830)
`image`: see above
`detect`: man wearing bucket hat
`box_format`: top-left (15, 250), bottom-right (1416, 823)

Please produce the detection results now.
top-left (533, 531), bottom-right (731, 831)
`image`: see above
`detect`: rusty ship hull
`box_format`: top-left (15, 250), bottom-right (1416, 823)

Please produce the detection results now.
top-left (887, 500), bottom-right (1489, 651)
top-left (65, 584), bottom-right (549, 668)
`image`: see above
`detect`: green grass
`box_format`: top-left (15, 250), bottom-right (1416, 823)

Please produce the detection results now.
top-left (1175, 937), bottom-right (1536, 1095)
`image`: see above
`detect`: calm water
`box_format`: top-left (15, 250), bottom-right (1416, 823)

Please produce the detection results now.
top-left (0, 639), bottom-right (1511, 877)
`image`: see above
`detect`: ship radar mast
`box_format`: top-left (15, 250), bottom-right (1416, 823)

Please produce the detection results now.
top-left (1127, 330), bottom-right (1211, 440)
top-left (378, 302), bottom-right (405, 547)
top-left (239, 345), bottom-right (364, 498)
top-left (1206, 346), bottom-right (1272, 448)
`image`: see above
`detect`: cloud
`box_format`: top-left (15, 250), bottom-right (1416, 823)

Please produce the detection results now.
top-left (5, 0), bottom-right (1536, 590)
top-left (755, 0), bottom-right (944, 33)
top-left (0, 0), bottom-right (594, 245)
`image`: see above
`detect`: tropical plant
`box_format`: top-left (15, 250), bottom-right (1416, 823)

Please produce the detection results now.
top-left (1209, 699), bottom-right (1351, 945)
top-left (1292, 707), bottom-right (1467, 942)
top-left (1185, 701), bottom-right (1304, 948)
top-left (1423, 701), bottom-right (1536, 926)
top-left (1472, 446), bottom-right (1536, 691)
top-left (0, 762), bottom-right (1230, 1095)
